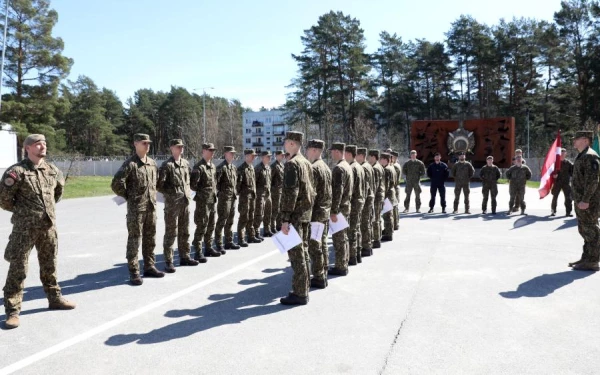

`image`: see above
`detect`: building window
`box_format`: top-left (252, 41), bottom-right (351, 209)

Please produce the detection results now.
top-left (246, 129), bottom-right (251, 134)
top-left (267, 137), bottom-right (271, 141)
top-left (246, 138), bottom-right (251, 143)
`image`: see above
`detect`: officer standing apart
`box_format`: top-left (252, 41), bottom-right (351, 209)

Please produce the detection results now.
top-left (427, 153), bottom-right (449, 213)
top-left (328, 143), bottom-right (353, 276)
top-left (253, 151), bottom-right (272, 238)
top-left (569, 131), bottom-right (600, 271)
top-left (369, 150), bottom-right (385, 249)
top-left (505, 155), bottom-right (532, 215)
top-left (157, 139), bottom-right (200, 272)
top-left (346, 145), bottom-right (366, 266)
top-left (270, 150), bottom-right (285, 232)
top-left (237, 149), bottom-right (259, 246)
top-left (391, 151), bottom-right (402, 230)
top-left (357, 147), bottom-right (374, 257)
top-left (112, 133), bottom-right (165, 286)
top-left (380, 153), bottom-right (398, 241)
top-left (1, 134), bottom-right (76, 329)
top-left (551, 148), bottom-right (574, 217)
top-left (306, 139), bottom-right (332, 289)
top-left (451, 152), bottom-right (475, 214)
top-left (280, 131), bottom-right (314, 305)
top-left (479, 155), bottom-right (501, 214)
top-left (214, 146), bottom-right (240, 251)
top-left (402, 150), bottom-right (426, 213)
top-left (191, 143), bottom-right (222, 260)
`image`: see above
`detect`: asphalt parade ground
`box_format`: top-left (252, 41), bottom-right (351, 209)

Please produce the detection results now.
top-left (0, 182), bottom-right (597, 375)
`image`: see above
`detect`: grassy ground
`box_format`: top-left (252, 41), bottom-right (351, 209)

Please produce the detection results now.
top-left (497, 178), bottom-right (540, 189)
top-left (63, 176), bottom-right (114, 199)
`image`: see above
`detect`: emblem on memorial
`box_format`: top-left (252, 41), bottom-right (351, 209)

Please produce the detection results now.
top-left (447, 121), bottom-right (475, 155)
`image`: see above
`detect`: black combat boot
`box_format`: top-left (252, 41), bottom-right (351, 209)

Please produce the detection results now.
top-left (180, 257), bottom-right (200, 266)
top-left (129, 273), bottom-right (143, 285)
top-left (280, 293), bottom-right (308, 305)
top-left (310, 278), bottom-right (327, 289)
top-left (361, 248), bottom-right (373, 257)
top-left (143, 267), bottom-right (165, 278)
top-left (204, 243), bottom-right (221, 257)
top-left (372, 240), bottom-right (381, 249)
top-left (349, 257), bottom-right (358, 266)
top-left (328, 267), bottom-right (348, 276)
top-left (381, 235), bottom-right (393, 242)
top-left (215, 244), bottom-right (227, 255)
top-left (225, 242), bottom-right (241, 250)
top-left (164, 262), bottom-right (176, 273)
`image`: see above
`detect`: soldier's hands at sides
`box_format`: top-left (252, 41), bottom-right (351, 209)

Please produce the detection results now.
top-left (330, 214), bottom-right (338, 223)
top-left (282, 222), bottom-right (290, 235)
top-left (578, 202), bottom-right (590, 210)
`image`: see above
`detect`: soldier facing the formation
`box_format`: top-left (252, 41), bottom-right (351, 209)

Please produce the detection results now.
top-left (479, 156), bottom-right (501, 214)
top-left (346, 145), bottom-right (366, 266)
top-left (427, 153), bottom-right (449, 213)
top-left (356, 147), bottom-right (374, 257)
top-left (1, 134), bottom-right (76, 329)
top-left (369, 150), bottom-right (385, 249)
top-left (380, 153), bottom-right (397, 241)
top-left (157, 139), bottom-right (200, 272)
top-left (551, 148), bottom-right (574, 217)
top-left (214, 146), bottom-right (240, 251)
top-left (270, 150), bottom-right (285, 232)
top-left (237, 149), bottom-right (258, 246)
top-left (451, 152), bottom-right (475, 214)
top-left (505, 155), bottom-right (532, 215)
top-left (112, 133), bottom-right (165, 285)
top-left (254, 151), bottom-right (272, 238)
top-left (329, 142), bottom-right (353, 276)
top-left (402, 150), bottom-right (426, 213)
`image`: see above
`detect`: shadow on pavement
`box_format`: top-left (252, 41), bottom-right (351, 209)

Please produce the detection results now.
top-left (511, 214), bottom-right (564, 230)
top-left (499, 270), bottom-right (594, 298)
top-left (104, 268), bottom-right (292, 346)
top-left (553, 218), bottom-right (578, 231)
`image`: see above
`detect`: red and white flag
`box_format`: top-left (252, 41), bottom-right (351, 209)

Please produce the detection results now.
top-left (539, 130), bottom-right (562, 199)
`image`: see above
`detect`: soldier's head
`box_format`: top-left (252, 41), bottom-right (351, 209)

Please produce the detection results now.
top-left (380, 153), bottom-right (391, 167)
top-left (561, 147), bottom-right (567, 157)
top-left (275, 150), bottom-right (284, 162)
top-left (133, 133), bottom-right (151, 157)
top-left (306, 139), bottom-right (324, 162)
top-left (486, 155), bottom-right (493, 166)
top-left (345, 145), bottom-right (357, 163)
top-left (23, 134), bottom-right (47, 161)
top-left (390, 151), bottom-right (399, 163)
top-left (573, 131), bottom-right (593, 152)
top-left (329, 143), bottom-right (345, 162)
top-left (356, 147), bottom-right (367, 163)
top-left (169, 139), bottom-right (184, 159)
top-left (458, 151), bottom-right (466, 161)
top-left (515, 149), bottom-right (523, 157)
top-left (244, 149), bottom-right (256, 163)
top-left (284, 131), bottom-right (303, 155)
top-left (223, 146), bottom-right (236, 163)
top-left (410, 150), bottom-right (417, 160)
top-left (202, 143), bottom-right (216, 161)
top-left (261, 151), bottom-right (271, 165)
top-left (368, 150), bottom-right (380, 165)
top-left (514, 155), bottom-right (523, 166)
top-left (434, 152), bottom-right (441, 163)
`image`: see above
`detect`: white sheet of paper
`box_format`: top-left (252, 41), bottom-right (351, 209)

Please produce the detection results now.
top-left (310, 222), bottom-right (325, 242)
top-left (112, 196), bottom-right (126, 206)
top-left (381, 198), bottom-right (394, 215)
top-left (272, 225), bottom-right (302, 254)
top-left (329, 213), bottom-right (349, 234)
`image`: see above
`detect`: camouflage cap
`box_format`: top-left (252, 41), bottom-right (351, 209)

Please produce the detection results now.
top-left (561, 148), bottom-right (567, 153)
top-left (285, 131), bottom-right (304, 143)
top-left (380, 153), bottom-right (391, 160)
top-left (385, 148), bottom-right (393, 153)
top-left (356, 147), bottom-right (367, 155)
top-left (23, 134), bottom-right (46, 147)
top-left (574, 130), bottom-right (594, 141)
top-left (390, 151), bottom-right (399, 157)
top-left (457, 151), bottom-right (465, 156)
top-left (274, 150), bottom-right (284, 155)
top-left (260, 151), bottom-right (272, 157)
top-left (169, 139), bottom-right (184, 147)
top-left (244, 149), bottom-right (257, 155)
top-left (307, 139), bottom-right (325, 149)
top-left (368, 149), bottom-right (380, 158)
top-left (486, 155), bottom-right (493, 160)
top-left (202, 143), bottom-right (216, 151)
top-left (345, 145), bottom-right (357, 156)
top-left (134, 133), bottom-right (152, 143)
top-left (223, 146), bottom-right (237, 153)
top-left (329, 142), bottom-right (345, 152)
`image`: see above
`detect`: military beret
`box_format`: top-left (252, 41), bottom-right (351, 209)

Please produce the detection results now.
top-left (574, 131), bottom-right (594, 141)
top-left (368, 149), bottom-right (380, 158)
top-left (244, 149), bottom-right (256, 155)
top-left (486, 155), bottom-right (493, 160)
top-left (307, 139), bottom-right (325, 149)
top-left (134, 133), bottom-right (152, 143)
top-left (23, 134), bottom-right (46, 147)
top-left (345, 145), bottom-right (357, 156)
top-left (285, 131), bottom-right (304, 143)
top-left (261, 151), bottom-right (271, 157)
top-left (202, 143), bottom-right (216, 151)
top-left (356, 147), bottom-right (367, 155)
top-left (223, 146), bottom-right (237, 153)
top-left (274, 150), bottom-right (284, 155)
top-left (169, 139), bottom-right (184, 147)
top-left (390, 151), bottom-right (399, 157)
top-left (380, 153), bottom-right (391, 160)
top-left (329, 142), bottom-right (345, 152)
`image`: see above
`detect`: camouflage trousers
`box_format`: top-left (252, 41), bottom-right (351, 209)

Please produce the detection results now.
top-left (509, 184), bottom-right (526, 211)
top-left (215, 196), bottom-right (236, 246)
top-left (332, 226), bottom-right (349, 271)
top-left (453, 182), bottom-right (471, 211)
top-left (361, 196), bottom-right (374, 249)
top-left (3, 226), bottom-right (62, 316)
top-left (237, 195), bottom-right (256, 241)
top-left (348, 201), bottom-right (365, 259)
top-left (126, 209), bottom-right (157, 274)
top-left (308, 221), bottom-right (329, 281)
top-left (404, 181), bottom-right (422, 210)
top-left (382, 210), bottom-right (394, 239)
top-left (263, 195), bottom-right (272, 232)
top-left (551, 182), bottom-right (573, 214)
top-left (193, 201), bottom-right (216, 250)
top-left (372, 198), bottom-right (384, 242)
top-left (575, 204), bottom-right (600, 263)
top-left (271, 190), bottom-right (282, 230)
top-left (288, 221), bottom-right (310, 297)
top-left (481, 183), bottom-right (498, 211)
top-left (394, 186), bottom-right (400, 228)
top-left (253, 193), bottom-right (272, 234)
top-left (163, 201), bottom-right (191, 263)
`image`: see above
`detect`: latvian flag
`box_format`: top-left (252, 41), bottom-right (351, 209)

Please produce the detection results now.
top-left (539, 130), bottom-right (561, 199)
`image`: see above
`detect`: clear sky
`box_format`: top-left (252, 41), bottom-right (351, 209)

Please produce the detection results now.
top-left (51, 0), bottom-right (562, 110)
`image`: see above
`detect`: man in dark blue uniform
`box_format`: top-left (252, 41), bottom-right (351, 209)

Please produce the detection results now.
top-left (427, 153), bottom-right (449, 213)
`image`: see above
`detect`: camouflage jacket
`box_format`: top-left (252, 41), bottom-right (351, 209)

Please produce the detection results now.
top-left (270, 160), bottom-right (284, 194)
top-left (555, 159), bottom-right (574, 186)
top-left (384, 165), bottom-right (398, 205)
top-left (311, 159), bottom-right (332, 222)
top-left (573, 146), bottom-right (600, 204)
top-left (191, 158), bottom-right (217, 205)
top-left (371, 162), bottom-right (385, 203)
top-left (506, 164), bottom-right (532, 188)
top-left (280, 153), bottom-right (314, 223)
top-left (479, 164), bottom-right (501, 186)
top-left (255, 163), bottom-right (271, 197)
top-left (331, 160), bottom-right (353, 217)
top-left (0, 159), bottom-right (64, 228)
top-left (361, 161), bottom-right (375, 199)
top-left (157, 157), bottom-right (192, 206)
top-left (402, 159), bottom-right (426, 184)
top-left (111, 154), bottom-right (157, 213)
top-left (216, 160), bottom-right (237, 199)
top-left (393, 163), bottom-right (402, 187)
top-left (451, 161), bottom-right (475, 183)
top-left (350, 160), bottom-right (366, 205)
top-left (237, 161), bottom-right (256, 198)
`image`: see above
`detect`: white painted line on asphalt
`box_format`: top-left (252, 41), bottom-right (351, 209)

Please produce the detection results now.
top-left (0, 249), bottom-right (279, 375)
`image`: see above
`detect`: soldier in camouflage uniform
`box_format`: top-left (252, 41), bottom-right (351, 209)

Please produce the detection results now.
top-left (551, 148), bottom-right (574, 217)
top-left (254, 151), bottom-right (272, 238)
top-left (380, 153), bottom-right (398, 241)
top-left (270, 150), bottom-right (285, 232)
top-left (369, 150), bottom-right (385, 249)
top-left (157, 139), bottom-right (200, 273)
top-left (505, 155), bottom-right (532, 215)
top-left (1, 134), bottom-right (76, 329)
top-left (451, 152), bottom-right (475, 214)
top-left (214, 146), bottom-right (240, 251)
top-left (306, 140), bottom-right (332, 289)
top-left (479, 155), bottom-right (501, 214)
top-left (391, 151), bottom-right (402, 230)
top-left (112, 134), bottom-right (165, 285)
top-left (346, 145), bottom-right (365, 266)
top-left (237, 149), bottom-right (259, 246)
top-left (569, 131), bottom-right (600, 271)
top-left (329, 143), bottom-right (353, 276)
top-left (356, 147), bottom-right (374, 257)
top-left (280, 131), bottom-right (314, 305)
top-left (402, 150), bottom-right (426, 213)
top-left (191, 143), bottom-right (222, 260)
